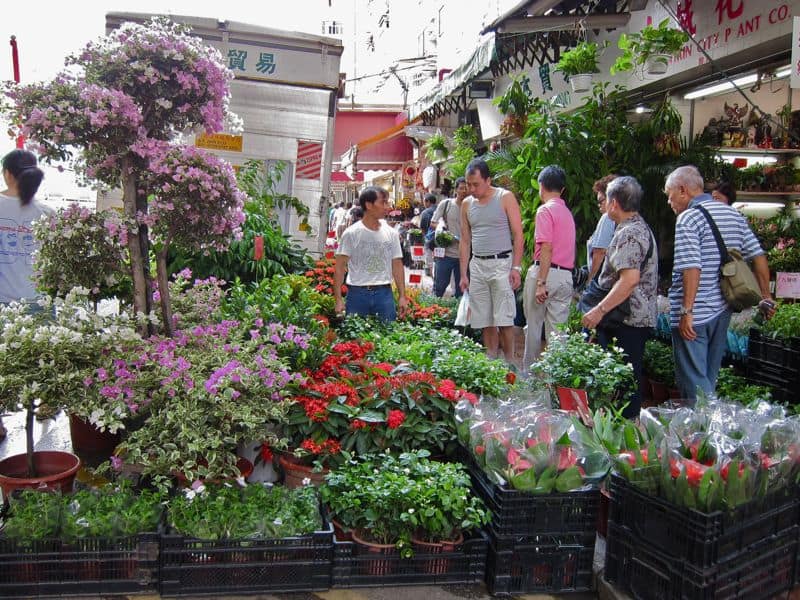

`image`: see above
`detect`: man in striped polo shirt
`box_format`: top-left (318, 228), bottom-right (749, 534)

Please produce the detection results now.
top-left (665, 165), bottom-right (773, 403)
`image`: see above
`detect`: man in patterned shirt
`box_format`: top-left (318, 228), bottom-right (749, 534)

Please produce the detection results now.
top-left (664, 165), bottom-right (773, 403)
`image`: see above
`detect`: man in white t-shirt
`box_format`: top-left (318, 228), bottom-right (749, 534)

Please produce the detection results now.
top-left (334, 186), bottom-right (409, 321)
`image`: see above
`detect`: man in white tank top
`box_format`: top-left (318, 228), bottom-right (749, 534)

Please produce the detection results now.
top-left (459, 159), bottom-right (524, 361)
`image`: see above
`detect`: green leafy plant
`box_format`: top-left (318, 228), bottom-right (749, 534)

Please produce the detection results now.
top-left (530, 331), bottom-right (635, 410)
top-left (444, 125), bottom-right (478, 180)
top-left (168, 483), bottom-right (322, 540)
top-left (554, 41), bottom-right (603, 76)
top-left (715, 367), bottom-right (772, 407)
top-left (425, 130), bottom-right (449, 162)
top-left (493, 74), bottom-right (534, 138)
top-left (3, 489), bottom-right (62, 540)
top-left (759, 302), bottom-right (800, 340)
top-left (643, 339), bottom-right (676, 388)
top-left (611, 18), bottom-right (689, 75)
top-left (321, 450), bottom-right (488, 553)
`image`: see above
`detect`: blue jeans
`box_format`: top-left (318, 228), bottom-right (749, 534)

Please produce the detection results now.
top-left (345, 285), bottom-right (396, 322)
top-left (434, 256), bottom-right (461, 298)
top-left (671, 310), bottom-right (732, 404)
top-left (597, 324), bottom-right (651, 419)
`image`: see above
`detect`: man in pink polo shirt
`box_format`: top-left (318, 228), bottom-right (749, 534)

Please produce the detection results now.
top-left (523, 165), bottom-right (576, 369)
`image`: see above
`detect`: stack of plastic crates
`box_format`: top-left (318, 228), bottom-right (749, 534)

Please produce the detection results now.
top-left (745, 328), bottom-right (800, 404)
top-left (605, 473), bottom-right (800, 600)
top-left (462, 451), bottom-right (599, 596)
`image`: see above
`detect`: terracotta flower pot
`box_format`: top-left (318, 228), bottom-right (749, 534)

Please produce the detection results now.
top-left (278, 454), bottom-right (329, 489)
top-left (0, 450), bottom-right (81, 498)
top-left (332, 518), bottom-right (354, 542)
top-left (411, 532), bottom-right (464, 575)
top-left (68, 413), bottom-right (121, 456)
top-left (351, 530), bottom-right (397, 576)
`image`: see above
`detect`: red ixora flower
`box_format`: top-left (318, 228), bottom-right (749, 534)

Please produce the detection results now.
top-left (387, 409), bottom-right (406, 429)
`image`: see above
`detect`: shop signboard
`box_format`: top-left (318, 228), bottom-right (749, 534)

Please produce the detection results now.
top-left (793, 16), bottom-right (800, 89)
top-left (195, 133), bottom-right (243, 152)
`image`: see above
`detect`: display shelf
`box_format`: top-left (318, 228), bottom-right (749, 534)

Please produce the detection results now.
top-left (714, 147), bottom-right (800, 155)
top-left (735, 191), bottom-right (800, 200)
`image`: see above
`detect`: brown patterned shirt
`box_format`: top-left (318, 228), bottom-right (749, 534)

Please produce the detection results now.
top-left (597, 213), bottom-right (658, 328)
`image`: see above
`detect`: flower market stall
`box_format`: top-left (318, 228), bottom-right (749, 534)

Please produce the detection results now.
top-left (3, 14), bottom-right (800, 600)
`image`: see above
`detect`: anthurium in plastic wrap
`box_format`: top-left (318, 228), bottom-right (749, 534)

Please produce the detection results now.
top-left (461, 396), bottom-right (607, 493)
top-left (613, 399), bottom-right (800, 512)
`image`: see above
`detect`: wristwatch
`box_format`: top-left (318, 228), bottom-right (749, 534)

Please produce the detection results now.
top-left (512, 265), bottom-right (522, 273)
top-left (680, 306), bottom-right (693, 316)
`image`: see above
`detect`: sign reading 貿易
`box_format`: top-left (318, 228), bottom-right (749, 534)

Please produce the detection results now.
top-left (195, 133), bottom-right (243, 152)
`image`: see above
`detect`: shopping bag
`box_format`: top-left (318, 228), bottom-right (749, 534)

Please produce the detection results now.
top-left (455, 291), bottom-right (471, 327)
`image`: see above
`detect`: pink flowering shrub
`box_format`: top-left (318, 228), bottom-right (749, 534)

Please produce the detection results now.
top-left (3, 17), bottom-right (243, 329)
top-left (32, 204), bottom-right (133, 303)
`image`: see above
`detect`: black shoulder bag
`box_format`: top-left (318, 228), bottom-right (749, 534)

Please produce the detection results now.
top-left (578, 229), bottom-right (654, 328)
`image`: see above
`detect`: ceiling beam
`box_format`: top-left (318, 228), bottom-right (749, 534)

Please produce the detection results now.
top-left (525, 0), bottom-right (564, 16)
top-left (498, 12), bottom-right (631, 34)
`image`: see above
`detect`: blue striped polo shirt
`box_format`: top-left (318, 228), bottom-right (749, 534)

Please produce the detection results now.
top-left (669, 194), bottom-right (763, 327)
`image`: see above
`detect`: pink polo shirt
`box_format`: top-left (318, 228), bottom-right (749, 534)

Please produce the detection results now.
top-left (533, 197), bottom-right (576, 268)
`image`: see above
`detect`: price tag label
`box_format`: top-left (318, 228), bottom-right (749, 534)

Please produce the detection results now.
top-left (433, 247), bottom-right (446, 258)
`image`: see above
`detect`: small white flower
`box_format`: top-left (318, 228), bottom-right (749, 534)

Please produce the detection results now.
top-left (408, 508), bottom-right (415, 514)
top-left (302, 477), bottom-right (311, 486)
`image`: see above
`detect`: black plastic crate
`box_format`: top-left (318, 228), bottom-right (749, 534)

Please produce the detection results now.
top-left (0, 533), bottom-right (159, 598)
top-left (608, 474), bottom-right (799, 568)
top-left (462, 449), bottom-right (600, 537)
top-left (486, 532), bottom-right (595, 596)
top-left (332, 530), bottom-right (488, 587)
top-left (606, 522), bottom-right (797, 600)
top-left (747, 328), bottom-right (800, 372)
top-left (745, 356), bottom-right (797, 388)
top-left (159, 524), bottom-right (333, 596)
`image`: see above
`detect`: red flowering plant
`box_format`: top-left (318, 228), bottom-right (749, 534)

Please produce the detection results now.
top-left (282, 340), bottom-right (479, 468)
top-left (459, 398), bottom-right (605, 493)
top-left (304, 257), bottom-right (346, 297)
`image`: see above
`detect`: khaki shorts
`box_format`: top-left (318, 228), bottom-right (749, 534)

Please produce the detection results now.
top-left (468, 256), bottom-right (516, 328)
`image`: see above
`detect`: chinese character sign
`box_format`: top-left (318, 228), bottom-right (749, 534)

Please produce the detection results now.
top-left (677, 0), bottom-right (697, 36)
top-left (538, 64), bottom-right (553, 94)
top-left (256, 53), bottom-right (277, 75)
top-left (228, 49), bottom-right (247, 71)
top-left (716, 0), bottom-right (744, 25)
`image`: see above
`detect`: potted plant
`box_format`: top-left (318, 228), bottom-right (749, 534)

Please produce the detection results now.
top-left (321, 450), bottom-right (488, 565)
top-left (0, 288), bottom-right (141, 497)
top-left (282, 341), bottom-right (478, 473)
top-left (611, 18), bottom-right (689, 76)
top-left (554, 41), bottom-right (604, 93)
top-left (425, 130), bottom-right (449, 164)
top-left (530, 331), bottom-right (635, 411)
top-left (642, 339), bottom-right (678, 405)
top-left (493, 74), bottom-right (533, 138)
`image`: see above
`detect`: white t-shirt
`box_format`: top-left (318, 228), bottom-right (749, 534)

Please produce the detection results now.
top-left (336, 220), bottom-right (402, 286)
top-left (0, 194), bottom-right (54, 303)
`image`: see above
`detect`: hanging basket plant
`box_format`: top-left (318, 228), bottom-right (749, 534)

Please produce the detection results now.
top-left (493, 74), bottom-right (534, 138)
top-left (554, 41), bottom-right (605, 93)
top-left (611, 18), bottom-right (689, 76)
top-left (425, 131), bottom-right (449, 163)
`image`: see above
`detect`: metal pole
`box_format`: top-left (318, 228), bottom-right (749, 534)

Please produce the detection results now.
top-left (10, 36), bottom-right (23, 149)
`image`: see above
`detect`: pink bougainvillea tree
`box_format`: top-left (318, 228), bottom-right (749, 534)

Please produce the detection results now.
top-left (3, 17), bottom-right (244, 335)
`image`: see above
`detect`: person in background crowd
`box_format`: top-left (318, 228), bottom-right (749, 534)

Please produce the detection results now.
top-left (587, 174), bottom-right (618, 280)
top-left (430, 176), bottom-right (467, 297)
top-left (420, 193), bottom-right (438, 276)
top-left (580, 176), bottom-right (658, 418)
top-left (711, 180), bottom-right (736, 205)
top-left (522, 165), bottom-right (576, 369)
top-left (330, 202), bottom-right (347, 238)
top-left (0, 149), bottom-right (52, 441)
top-left (665, 165), bottom-right (773, 403)
top-left (349, 206), bottom-right (363, 226)
top-left (460, 159), bottom-right (524, 361)
top-left (334, 186), bottom-right (408, 322)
